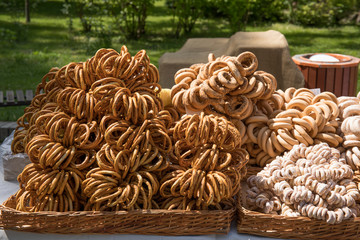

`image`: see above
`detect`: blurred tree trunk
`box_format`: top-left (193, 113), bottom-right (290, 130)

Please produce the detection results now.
top-left (25, 0), bottom-right (30, 23)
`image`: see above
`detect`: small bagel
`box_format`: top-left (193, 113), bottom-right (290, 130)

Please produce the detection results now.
top-left (343, 105), bottom-right (360, 118)
top-left (236, 51), bottom-right (258, 76)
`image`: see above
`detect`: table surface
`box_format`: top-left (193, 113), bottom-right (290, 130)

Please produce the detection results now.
top-left (0, 170), bottom-right (280, 240)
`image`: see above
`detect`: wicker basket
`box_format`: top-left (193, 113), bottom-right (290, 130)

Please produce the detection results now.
top-left (237, 183), bottom-right (360, 240)
top-left (0, 195), bottom-right (235, 235)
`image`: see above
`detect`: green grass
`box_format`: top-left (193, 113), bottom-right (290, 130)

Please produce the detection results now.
top-left (0, 0), bottom-right (360, 121)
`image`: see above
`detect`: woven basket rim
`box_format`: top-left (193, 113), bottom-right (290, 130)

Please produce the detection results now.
top-left (238, 203), bottom-right (360, 240)
top-left (1, 195), bottom-right (236, 216)
top-left (1, 195), bottom-right (236, 235)
top-left (0, 203), bottom-right (235, 216)
top-left (239, 205), bottom-right (360, 223)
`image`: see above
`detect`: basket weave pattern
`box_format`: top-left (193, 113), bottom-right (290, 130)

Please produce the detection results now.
top-left (237, 207), bottom-right (360, 240)
top-left (0, 196), bottom-right (235, 235)
top-left (237, 182), bottom-right (360, 240)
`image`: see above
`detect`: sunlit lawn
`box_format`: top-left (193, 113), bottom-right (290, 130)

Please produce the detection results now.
top-left (0, 0), bottom-right (359, 120)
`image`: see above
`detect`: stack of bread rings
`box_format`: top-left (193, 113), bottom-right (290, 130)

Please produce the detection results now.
top-left (13, 47), bottom-right (177, 212)
top-left (11, 45), bottom-right (360, 218)
top-left (246, 143), bottom-right (360, 224)
top-left (338, 95), bottom-right (360, 121)
top-left (337, 94), bottom-right (360, 171)
top-left (159, 112), bottom-right (249, 210)
top-left (171, 52), bottom-right (277, 120)
top-left (170, 53), bottom-right (346, 168)
top-left (245, 88), bottom-right (342, 167)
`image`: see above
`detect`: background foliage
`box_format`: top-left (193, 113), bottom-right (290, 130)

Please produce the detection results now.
top-left (291, 0), bottom-right (359, 26)
top-left (0, 0), bottom-right (359, 121)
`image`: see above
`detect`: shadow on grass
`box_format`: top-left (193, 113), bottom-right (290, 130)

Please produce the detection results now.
top-left (32, 0), bottom-right (67, 18)
top-left (0, 18), bottom-right (72, 55)
top-left (340, 42), bottom-right (360, 51)
top-left (150, 4), bottom-right (171, 17)
top-left (0, 19), bottom-right (67, 37)
top-left (284, 29), bottom-right (360, 45)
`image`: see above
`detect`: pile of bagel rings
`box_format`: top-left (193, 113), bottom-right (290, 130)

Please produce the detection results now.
top-left (13, 47), bottom-right (178, 212)
top-left (246, 143), bottom-right (360, 224)
top-left (159, 112), bottom-right (249, 210)
top-left (338, 94), bottom-right (360, 171)
top-left (10, 46), bottom-right (360, 217)
top-left (245, 88), bottom-right (342, 167)
top-left (12, 47), bottom-right (248, 212)
top-left (168, 51), bottom-right (360, 223)
top-left (171, 52), bottom-right (277, 120)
